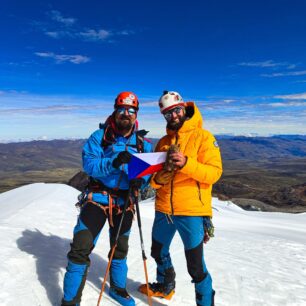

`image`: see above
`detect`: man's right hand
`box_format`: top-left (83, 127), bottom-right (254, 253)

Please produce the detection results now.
top-left (154, 169), bottom-right (173, 185)
top-left (164, 144), bottom-right (180, 171)
top-left (112, 151), bottom-right (133, 168)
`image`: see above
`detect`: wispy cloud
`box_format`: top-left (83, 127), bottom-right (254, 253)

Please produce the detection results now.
top-left (261, 70), bottom-right (306, 77)
top-left (43, 27), bottom-right (133, 42)
top-left (267, 102), bottom-right (306, 107)
top-left (44, 31), bottom-right (72, 38)
top-left (207, 116), bottom-right (306, 136)
top-left (44, 28), bottom-right (113, 41)
top-left (0, 91), bottom-right (305, 140)
top-left (45, 31), bottom-right (60, 38)
top-left (0, 91), bottom-right (114, 112)
top-left (117, 30), bottom-right (135, 36)
top-left (238, 60), bottom-right (296, 69)
top-left (195, 97), bottom-right (245, 110)
top-left (220, 99), bottom-right (236, 103)
top-left (274, 92), bottom-right (306, 100)
top-left (49, 10), bottom-right (76, 26)
top-left (237, 60), bottom-right (306, 79)
top-left (139, 101), bottom-right (158, 107)
top-left (43, 10), bottom-right (133, 42)
top-left (45, 28), bottom-right (132, 42)
top-left (0, 104), bottom-right (107, 115)
top-left (79, 29), bottom-right (112, 41)
top-left (35, 52), bottom-right (90, 64)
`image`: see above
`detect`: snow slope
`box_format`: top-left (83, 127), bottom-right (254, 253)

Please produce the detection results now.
top-left (0, 183), bottom-right (305, 306)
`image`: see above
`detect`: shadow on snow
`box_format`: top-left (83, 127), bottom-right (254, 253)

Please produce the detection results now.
top-left (16, 229), bottom-right (159, 305)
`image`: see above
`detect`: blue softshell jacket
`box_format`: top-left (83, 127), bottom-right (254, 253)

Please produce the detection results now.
top-left (82, 127), bottom-right (153, 204)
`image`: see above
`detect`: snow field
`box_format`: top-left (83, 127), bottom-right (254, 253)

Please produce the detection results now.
top-left (0, 183), bottom-right (305, 305)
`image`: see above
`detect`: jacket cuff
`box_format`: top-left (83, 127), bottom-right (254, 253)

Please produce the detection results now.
top-left (180, 156), bottom-right (197, 175)
top-left (150, 175), bottom-right (163, 189)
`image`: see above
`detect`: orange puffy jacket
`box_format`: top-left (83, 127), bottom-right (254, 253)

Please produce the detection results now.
top-left (151, 102), bottom-right (223, 217)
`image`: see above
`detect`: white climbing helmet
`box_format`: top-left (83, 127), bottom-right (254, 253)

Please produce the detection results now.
top-left (158, 91), bottom-right (185, 113)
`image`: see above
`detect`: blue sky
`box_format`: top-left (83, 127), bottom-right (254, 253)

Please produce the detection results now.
top-left (0, 0), bottom-right (306, 141)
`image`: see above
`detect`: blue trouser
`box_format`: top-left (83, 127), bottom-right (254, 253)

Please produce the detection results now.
top-left (62, 202), bottom-right (133, 305)
top-left (151, 212), bottom-right (214, 306)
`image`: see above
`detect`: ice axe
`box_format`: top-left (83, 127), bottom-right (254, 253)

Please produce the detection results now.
top-left (132, 186), bottom-right (152, 306)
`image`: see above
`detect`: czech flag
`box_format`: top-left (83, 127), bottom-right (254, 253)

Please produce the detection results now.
top-left (128, 152), bottom-right (167, 179)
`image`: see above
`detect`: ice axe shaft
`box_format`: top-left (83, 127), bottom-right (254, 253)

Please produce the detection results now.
top-left (134, 188), bottom-right (152, 306)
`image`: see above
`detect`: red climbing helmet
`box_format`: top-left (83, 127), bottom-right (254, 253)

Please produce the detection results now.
top-left (114, 92), bottom-right (139, 110)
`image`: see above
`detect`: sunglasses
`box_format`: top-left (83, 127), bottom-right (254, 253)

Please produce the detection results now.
top-left (116, 107), bottom-right (137, 115)
top-left (163, 107), bottom-right (184, 120)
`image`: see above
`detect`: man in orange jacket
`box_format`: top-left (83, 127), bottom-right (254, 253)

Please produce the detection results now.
top-left (139, 91), bottom-right (222, 306)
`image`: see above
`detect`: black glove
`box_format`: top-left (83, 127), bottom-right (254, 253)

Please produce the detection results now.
top-left (112, 151), bottom-right (133, 169)
top-left (129, 178), bottom-right (145, 189)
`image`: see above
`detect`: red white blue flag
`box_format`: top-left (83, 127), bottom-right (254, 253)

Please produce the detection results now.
top-left (128, 152), bottom-right (167, 179)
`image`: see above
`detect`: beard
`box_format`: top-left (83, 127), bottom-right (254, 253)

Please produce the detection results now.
top-left (116, 116), bottom-right (133, 131)
top-left (167, 115), bottom-right (186, 131)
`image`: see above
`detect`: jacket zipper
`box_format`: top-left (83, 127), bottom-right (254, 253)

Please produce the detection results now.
top-left (197, 181), bottom-right (205, 206)
top-left (170, 134), bottom-right (179, 215)
top-left (170, 178), bottom-right (174, 215)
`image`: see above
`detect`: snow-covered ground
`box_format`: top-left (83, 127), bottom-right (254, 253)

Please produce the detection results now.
top-left (0, 183), bottom-right (305, 306)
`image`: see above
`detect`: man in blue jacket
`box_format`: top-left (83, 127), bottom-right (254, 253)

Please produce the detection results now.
top-left (62, 92), bottom-right (152, 306)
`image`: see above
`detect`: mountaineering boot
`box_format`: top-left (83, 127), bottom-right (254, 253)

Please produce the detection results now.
top-left (196, 290), bottom-right (215, 306)
top-left (138, 281), bottom-right (175, 300)
top-left (139, 266), bottom-right (176, 300)
top-left (109, 286), bottom-right (135, 306)
top-left (195, 272), bottom-right (214, 306)
top-left (211, 290), bottom-right (215, 306)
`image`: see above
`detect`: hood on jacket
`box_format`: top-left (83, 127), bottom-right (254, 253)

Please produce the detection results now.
top-left (166, 102), bottom-right (203, 135)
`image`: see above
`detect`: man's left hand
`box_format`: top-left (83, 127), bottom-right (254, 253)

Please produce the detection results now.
top-left (170, 152), bottom-right (187, 168)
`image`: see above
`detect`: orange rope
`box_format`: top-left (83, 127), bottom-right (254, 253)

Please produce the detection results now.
top-left (96, 244), bottom-right (116, 306)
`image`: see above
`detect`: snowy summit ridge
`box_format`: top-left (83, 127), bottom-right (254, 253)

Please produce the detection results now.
top-left (0, 183), bottom-right (305, 305)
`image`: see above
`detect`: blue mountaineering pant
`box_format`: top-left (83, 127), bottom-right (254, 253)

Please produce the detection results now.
top-left (151, 211), bottom-right (214, 306)
top-left (62, 202), bottom-right (134, 305)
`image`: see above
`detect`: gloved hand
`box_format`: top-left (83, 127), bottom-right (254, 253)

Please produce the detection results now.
top-left (129, 178), bottom-right (145, 189)
top-left (164, 144), bottom-right (180, 171)
top-left (204, 231), bottom-right (210, 244)
top-left (203, 217), bottom-right (214, 244)
top-left (112, 151), bottom-right (133, 169)
top-left (154, 169), bottom-right (173, 185)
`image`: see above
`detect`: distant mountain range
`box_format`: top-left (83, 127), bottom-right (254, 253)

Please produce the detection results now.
top-left (0, 139), bottom-right (84, 172)
top-left (217, 135), bottom-right (306, 160)
top-left (0, 135), bottom-right (305, 212)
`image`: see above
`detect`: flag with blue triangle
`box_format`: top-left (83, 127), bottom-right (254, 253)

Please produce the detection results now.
top-left (128, 152), bottom-right (167, 179)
